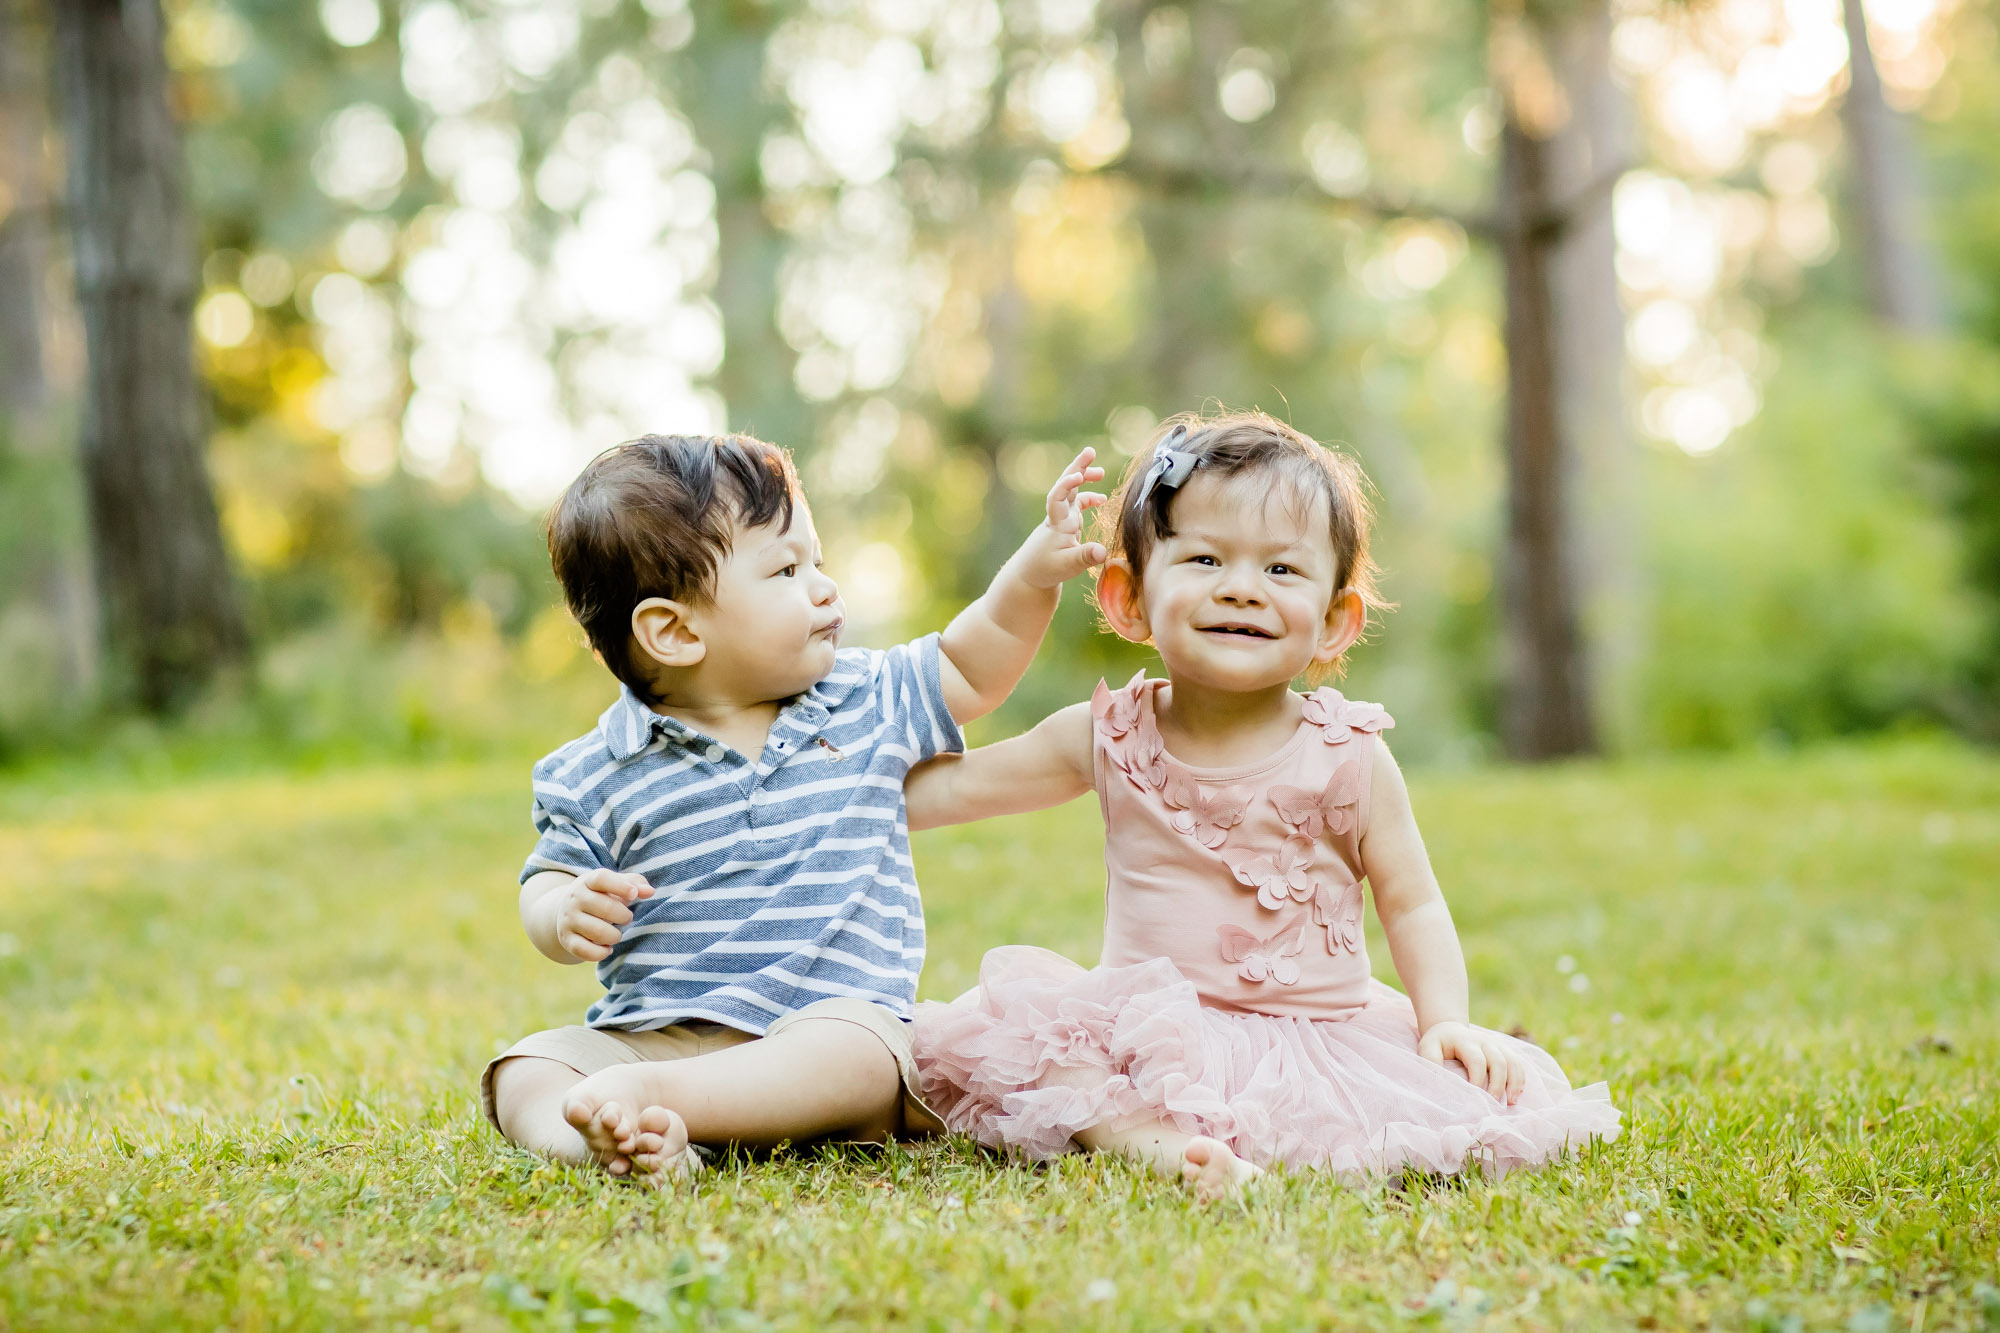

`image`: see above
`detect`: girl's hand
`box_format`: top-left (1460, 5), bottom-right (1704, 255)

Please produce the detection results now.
top-left (1013, 447), bottom-right (1107, 589)
top-left (1417, 1021), bottom-right (1526, 1105)
top-left (554, 868), bottom-right (655, 962)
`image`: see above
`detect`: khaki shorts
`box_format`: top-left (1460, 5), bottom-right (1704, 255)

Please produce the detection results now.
top-left (481, 996), bottom-right (945, 1140)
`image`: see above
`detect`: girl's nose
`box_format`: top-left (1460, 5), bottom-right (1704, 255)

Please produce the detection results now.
top-left (811, 568), bottom-right (840, 604)
top-left (1214, 563), bottom-right (1265, 603)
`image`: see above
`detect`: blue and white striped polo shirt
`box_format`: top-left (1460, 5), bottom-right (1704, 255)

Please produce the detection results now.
top-left (521, 634), bottom-right (963, 1034)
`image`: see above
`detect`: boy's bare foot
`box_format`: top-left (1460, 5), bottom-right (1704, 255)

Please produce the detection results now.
top-left (563, 1064), bottom-right (706, 1183)
top-left (563, 1094), bottom-right (641, 1176)
top-left (1180, 1136), bottom-right (1262, 1203)
top-left (621, 1105), bottom-right (700, 1184)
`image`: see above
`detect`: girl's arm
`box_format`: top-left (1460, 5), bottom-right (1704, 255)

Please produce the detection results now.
top-left (1360, 737), bottom-right (1527, 1104)
top-left (906, 702), bottom-right (1095, 831)
top-left (935, 450), bottom-right (1106, 724)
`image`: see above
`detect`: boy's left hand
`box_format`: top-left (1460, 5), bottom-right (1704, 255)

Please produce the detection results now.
top-left (1418, 1020), bottom-right (1527, 1105)
top-left (1014, 447), bottom-right (1108, 589)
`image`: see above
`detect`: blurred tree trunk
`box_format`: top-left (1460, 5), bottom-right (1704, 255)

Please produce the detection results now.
top-left (1544, 0), bottom-right (1635, 749)
top-left (2, 0), bottom-right (98, 700)
top-left (1839, 0), bottom-right (1944, 333)
top-left (0, 0), bottom-right (48, 420)
top-left (685, 2), bottom-right (810, 450)
top-left (1495, 101), bottom-right (1597, 760)
top-left (53, 0), bottom-right (246, 712)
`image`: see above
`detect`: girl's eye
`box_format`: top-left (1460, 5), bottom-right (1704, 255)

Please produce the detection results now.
top-left (1190, 555), bottom-right (1219, 567)
top-left (777, 564), bottom-right (798, 578)
top-left (1269, 564), bottom-right (1294, 577)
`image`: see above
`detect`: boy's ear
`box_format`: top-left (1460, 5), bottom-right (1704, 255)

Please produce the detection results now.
top-left (1095, 558), bottom-right (1152, 645)
top-left (1313, 587), bottom-right (1366, 666)
top-left (631, 597), bottom-right (705, 670)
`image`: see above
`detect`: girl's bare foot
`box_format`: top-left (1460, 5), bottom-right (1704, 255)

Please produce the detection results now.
top-left (621, 1105), bottom-right (699, 1185)
top-left (1180, 1136), bottom-right (1262, 1203)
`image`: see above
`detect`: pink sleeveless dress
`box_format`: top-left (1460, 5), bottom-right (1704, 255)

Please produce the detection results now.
top-left (911, 674), bottom-right (1621, 1178)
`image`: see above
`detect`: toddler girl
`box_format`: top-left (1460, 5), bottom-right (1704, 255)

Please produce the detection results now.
top-left (904, 413), bottom-right (1620, 1200)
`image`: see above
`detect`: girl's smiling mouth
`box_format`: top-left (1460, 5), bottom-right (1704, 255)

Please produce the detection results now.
top-left (1199, 622), bottom-right (1276, 639)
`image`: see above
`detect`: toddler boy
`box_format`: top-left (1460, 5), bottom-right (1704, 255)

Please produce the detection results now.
top-left (484, 432), bottom-right (1102, 1180)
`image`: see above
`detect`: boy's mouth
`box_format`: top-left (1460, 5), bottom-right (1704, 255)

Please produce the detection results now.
top-left (1199, 623), bottom-right (1276, 639)
top-left (813, 617), bottom-right (844, 641)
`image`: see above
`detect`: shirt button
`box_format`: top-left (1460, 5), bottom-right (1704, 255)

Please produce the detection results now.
top-left (704, 743), bottom-right (726, 761)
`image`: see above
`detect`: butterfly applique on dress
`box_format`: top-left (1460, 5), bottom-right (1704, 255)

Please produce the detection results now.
top-left (1092, 672), bottom-right (1146, 739)
top-left (1093, 674), bottom-right (1169, 790)
top-left (1216, 915), bottom-right (1308, 985)
top-left (1311, 878), bottom-right (1366, 954)
top-left (1223, 837), bottom-right (1317, 911)
top-left (1301, 691), bottom-right (1394, 746)
top-left (1162, 770), bottom-right (1251, 849)
top-left (1269, 757), bottom-right (1365, 841)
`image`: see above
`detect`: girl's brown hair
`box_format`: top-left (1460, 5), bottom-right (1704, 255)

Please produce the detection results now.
top-left (1095, 411), bottom-right (1389, 676)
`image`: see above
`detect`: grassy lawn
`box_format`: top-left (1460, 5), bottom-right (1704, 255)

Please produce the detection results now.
top-left (1, 740), bottom-right (1996, 1330)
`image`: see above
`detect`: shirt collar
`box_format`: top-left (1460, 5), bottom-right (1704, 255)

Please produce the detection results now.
top-left (597, 651), bottom-right (873, 763)
top-left (598, 686), bottom-right (677, 763)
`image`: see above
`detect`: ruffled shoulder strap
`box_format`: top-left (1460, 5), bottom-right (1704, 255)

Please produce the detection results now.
top-left (1090, 670), bottom-right (1150, 739)
top-left (1091, 671), bottom-right (1169, 793)
top-left (1300, 688), bottom-right (1393, 747)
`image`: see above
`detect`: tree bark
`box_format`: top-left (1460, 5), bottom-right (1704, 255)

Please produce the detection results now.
top-left (53, 0), bottom-right (246, 712)
top-left (1497, 108), bottom-right (1596, 760)
top-left (1544, 0), bottom-right (1637, 748)
top-left (0, 0), bottom-right (48, 418)
top-left (1838, 0), bottom-right (1944, 333)
top-left (684, 1), bottom-right (810, 449)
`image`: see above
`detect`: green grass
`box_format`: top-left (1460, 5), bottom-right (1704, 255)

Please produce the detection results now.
top-left (2, 740), bottom-right (1996, 1330)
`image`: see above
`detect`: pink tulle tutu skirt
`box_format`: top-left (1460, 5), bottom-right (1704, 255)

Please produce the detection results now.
top-left (913, 946), bottom-right (1621, 1180)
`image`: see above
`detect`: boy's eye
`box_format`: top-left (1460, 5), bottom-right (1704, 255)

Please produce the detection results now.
top-left (777, 564), bottom-right (798, 578)
top-left (1190, 555), bottom-right (1219, 567)
top-left (1269, 564), bottom-right (1295, 577)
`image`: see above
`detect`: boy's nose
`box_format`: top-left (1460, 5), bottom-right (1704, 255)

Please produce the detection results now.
top-left (811, 569), bottom-right (840, 604)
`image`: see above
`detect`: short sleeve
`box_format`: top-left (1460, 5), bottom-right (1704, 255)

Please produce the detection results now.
top-left (519, 760), bottom-right (614, 885)
top-left (877, 631), bottom-right (966, 765)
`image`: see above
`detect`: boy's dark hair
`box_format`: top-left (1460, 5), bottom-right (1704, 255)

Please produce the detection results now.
top-left (1097, 411), bottom-right (1388, 677)
top-left (547, 433), bottom-right (798, 700)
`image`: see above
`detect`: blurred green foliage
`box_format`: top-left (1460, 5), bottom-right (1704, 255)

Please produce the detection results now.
top-left (1, 0), bottom-right (1997, 767)
top-left (1636, 316), bottom-right (1979, 749)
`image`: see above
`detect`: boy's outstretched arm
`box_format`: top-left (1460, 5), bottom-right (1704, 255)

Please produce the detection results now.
top-left (936, 448), bottom-right (1106, 723)
top-left (906, 702), bottom-right (1095, 830)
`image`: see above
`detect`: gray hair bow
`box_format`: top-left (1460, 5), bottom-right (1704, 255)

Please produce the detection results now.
top-left (1133, 427), bottom-right (1199, 508)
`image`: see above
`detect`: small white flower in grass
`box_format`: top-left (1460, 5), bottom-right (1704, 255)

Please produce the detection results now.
top-left (1611, 1011), bottom-right (1625, 1025)
top-left (1083, 1279), bottom-right (1117, 1304)
top-left (1623, 1210), bottom-right (1643, 1227)
top-left (1555, 954), bottom-right (1576, 975)
top-left (1569, 973), bottom-right (1591, 994)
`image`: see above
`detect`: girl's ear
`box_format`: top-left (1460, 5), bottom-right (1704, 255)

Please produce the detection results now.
top-left (631, 597), bottom-right (705, 670)
top-left (1095, 558), bottom-right (1152, 645)
top-left (1312, 587), bottom-right (1366, 666)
